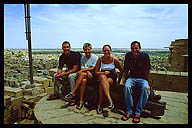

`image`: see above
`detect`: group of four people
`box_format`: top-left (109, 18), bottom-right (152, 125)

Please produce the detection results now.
top-left (47, 40), bottom-right (151, 123)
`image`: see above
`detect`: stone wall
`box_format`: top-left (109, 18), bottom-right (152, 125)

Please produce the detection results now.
top-left (150, 71), bottom-right (188, 93)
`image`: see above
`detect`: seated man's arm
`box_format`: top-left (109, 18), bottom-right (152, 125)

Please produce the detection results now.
top-left (63, 65), bottom-right (79, 76)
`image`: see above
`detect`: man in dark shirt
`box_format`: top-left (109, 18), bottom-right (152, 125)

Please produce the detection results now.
top-left (121, 41), bottom-right (151, 123)
top-left (47, 41), bottom-right (81, 101)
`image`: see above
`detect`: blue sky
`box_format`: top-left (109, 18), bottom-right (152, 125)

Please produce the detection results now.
top-left (4, 4), bottom-right (188, 49)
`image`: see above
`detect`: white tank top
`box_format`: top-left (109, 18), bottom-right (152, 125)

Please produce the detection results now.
top-left (100, 57), bottom-right (116, 72)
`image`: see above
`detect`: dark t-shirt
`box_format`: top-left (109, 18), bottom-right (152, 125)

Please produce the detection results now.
top-left (58, 51), bottom-right (81, 71)
top-left (123, 52), bottom-right (151, 80)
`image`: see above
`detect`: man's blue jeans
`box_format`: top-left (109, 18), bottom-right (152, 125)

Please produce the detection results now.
top-left (124, 77), bottom-right (150, 115)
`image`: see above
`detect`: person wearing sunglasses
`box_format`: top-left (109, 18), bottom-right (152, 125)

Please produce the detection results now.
top-left (47, 41), bottom-right (81, 106)
top-left (64, 43), bottom-right (98, 110)
top-left (95, 44), bottom-right (123, 114)
top-left (121, 41), bottom-right (151, 123)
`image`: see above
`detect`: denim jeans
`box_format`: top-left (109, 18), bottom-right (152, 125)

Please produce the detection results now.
top-left (124, 77), bottom-right (150, 115)
top-left (53, 72), bottom-right (77, 94)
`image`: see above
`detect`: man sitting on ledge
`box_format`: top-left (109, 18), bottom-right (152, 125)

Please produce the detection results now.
top-left (121, 41), bottom-right (151, 123)
top-left (47, 41), bottom-right (81, 106)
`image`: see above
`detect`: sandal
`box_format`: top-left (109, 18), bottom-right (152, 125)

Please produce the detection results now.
top-left (76, 101), bottom-right (84, 110)
top-left (47, 93), bottom-right (60, 100)
top-left (69, 99), bottom-right (76, 106)
top-left (108, 98), bottom-right (114, 109)
top-left (97, 105), bottom-right (103, 114)
top-left (132, 114), bottom-right (140, 123)
top-left (121, 113), bottom-right (131, 121)
top-left (64, 92), bottom-right (75, 102)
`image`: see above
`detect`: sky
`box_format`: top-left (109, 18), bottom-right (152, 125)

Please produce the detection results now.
top-left (4, 4), bottom-right (188, 49)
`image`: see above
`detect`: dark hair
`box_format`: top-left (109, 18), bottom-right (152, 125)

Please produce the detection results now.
top-left (131, 41), bottom-right (141, 48)
top-left (62, 41), bottom-right (71, 47)
top-left (103, 44), bottom-right (112, 51)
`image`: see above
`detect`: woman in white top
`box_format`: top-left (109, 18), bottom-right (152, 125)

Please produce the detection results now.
top-left (95, 44), bottom-right (123, 114)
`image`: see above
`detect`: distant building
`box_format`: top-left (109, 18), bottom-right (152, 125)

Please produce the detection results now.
top-left (164, 39), bottom-right (188, 72)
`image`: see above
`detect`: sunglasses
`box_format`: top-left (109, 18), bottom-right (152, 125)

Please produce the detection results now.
top-left (63, 46), bottom-right (70, 48)
top-left (103, 50), bottom-right (110, 52)
top-left (131, 48), bottom-right (139, 50)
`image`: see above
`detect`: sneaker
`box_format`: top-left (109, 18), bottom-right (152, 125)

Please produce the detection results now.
top-left (64, 92), bottom-right (75, 102)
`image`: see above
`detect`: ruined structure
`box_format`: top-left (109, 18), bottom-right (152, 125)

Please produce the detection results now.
top-left (165, 39), bottom-right (188, 72)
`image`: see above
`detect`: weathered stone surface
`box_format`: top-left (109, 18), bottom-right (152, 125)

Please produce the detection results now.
top-left (44, 87), bottom-right (54, 95)
top-left (19, 119), bottom-right (34, 124)
top-left (4, 96), bottom-right (11, 108)
top-left (166, 39), bottom-right (188, 72)
top-left (34, 91), bottom-right (188, 124)
top-left (33, 76), bottom-right (49, 89)
top-left (150, 71), bottom-right (188, 92)
top-left (4, 86), bottom-right (23, 98)
top-left (11, 96), bottom-right (23, 111)
top-left (23, 88), bottom-right (33, 96)
top-left (4, 105), bottom-right (12, 118)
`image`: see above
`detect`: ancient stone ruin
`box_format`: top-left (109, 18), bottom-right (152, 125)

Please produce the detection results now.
top-left (165, 39), bottom-right (188, 72)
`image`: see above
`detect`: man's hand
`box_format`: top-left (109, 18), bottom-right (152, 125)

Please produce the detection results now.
top-left (55, 73), bottom-right (64, 78)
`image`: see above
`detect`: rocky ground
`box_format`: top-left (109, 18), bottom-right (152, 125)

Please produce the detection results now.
top-left (4, 49), bottom-right (170, 87)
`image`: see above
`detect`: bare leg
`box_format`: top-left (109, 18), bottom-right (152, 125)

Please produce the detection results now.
top-left (71, 72), bottom-right (87, 94)
top-left (98, 75), bottom-right (114, 100)
top-left (79, 78), bottom-right (87, 102)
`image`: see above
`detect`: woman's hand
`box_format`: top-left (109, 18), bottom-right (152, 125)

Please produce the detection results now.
top-left (77, 70), bottom-right (82, 76)
top-left (87, 71), bottom-right (93, 79)
top-left (104, 71), bottom-right (110, 75)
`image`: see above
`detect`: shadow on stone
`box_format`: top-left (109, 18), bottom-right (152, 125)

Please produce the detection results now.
top-left (60, 104), bottom-right (70, 109)
top-left (111, 108), bottom-right (124, 116)
top-left (103, 110), bottom-right (108, 117)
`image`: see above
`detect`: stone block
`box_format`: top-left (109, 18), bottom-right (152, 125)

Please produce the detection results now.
top-left (19, 119), bottom-right (34, 124)
top-left (4, 86), bottom-right (23, 98)
top-left (4, 105), bottom-right (12, 118)
top-left (180, 72), bottom-right (188, 76)
top-left (33, 87), bottom-right (44, 95)
top-left (174, 72), bottom-right (181, 76)
top-left (33, 83), bottom-right (44, 89)
top-left (11, 96), bottom-right (23, 111)
top-left (166, 71), bottom-right (175, 75)
top-left (49, 80), bottom-right (54, 87)
top-left (23, 88), bottom-right (33, 96)
top-left (157, 71), bottom-right (167, 75)
top-left (20, 80), bottom-right (31, 86)
top-left (24, 87), bottom-right (44, 96)
top-left (4, 96), bottom-right (11, 108)
top-left (4, 114), bottom-right (12, 124)
top-left (44, 87), bottom-right (54, 95)
top-left (11, 109), bottom-right (22, 123)
top-left (33, 76), bottom-right (49, 89)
